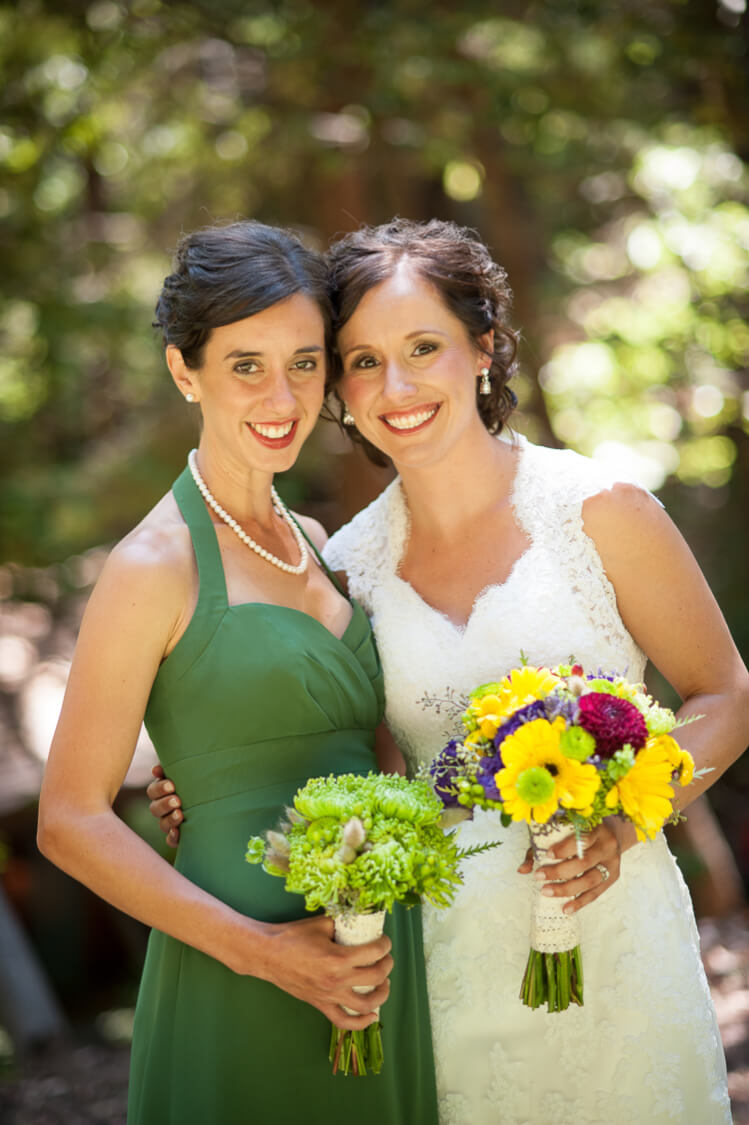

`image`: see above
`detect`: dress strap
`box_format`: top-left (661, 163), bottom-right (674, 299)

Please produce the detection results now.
top-left (172, 466), bottom-right (229, 612)
top-left (292, 515), bottom-right (349, 598)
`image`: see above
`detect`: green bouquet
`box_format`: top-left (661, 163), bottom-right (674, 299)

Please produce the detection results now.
top-left (246, 771), bottom-right (495, 1075)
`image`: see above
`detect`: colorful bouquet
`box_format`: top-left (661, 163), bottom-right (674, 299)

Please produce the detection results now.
top-left (427, 662), bottom-right (701, 1013)
top-left (246, 771), bottom-right (494, 1074)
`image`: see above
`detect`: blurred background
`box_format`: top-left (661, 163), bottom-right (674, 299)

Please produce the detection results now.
top-left (0, 0), bottom-right (748, 1121)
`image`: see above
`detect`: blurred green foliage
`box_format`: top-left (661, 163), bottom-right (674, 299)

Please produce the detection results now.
top-left (1, 0), bottom-right (747, 594)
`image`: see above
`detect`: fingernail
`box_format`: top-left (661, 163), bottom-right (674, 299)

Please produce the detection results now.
top-left (163, 782), bottom-right (174, 793)
top-left (533, 870), bottom-right (547, 882)
top-left (169, 797), bottom-right (179, 808)
top-left (541, 886), bottom-right (556, 897)
top-left (563, 904), bottom-right (574, 914)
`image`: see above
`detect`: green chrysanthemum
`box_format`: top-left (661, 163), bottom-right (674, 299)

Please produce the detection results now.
top-left (515, 766), bottom-right (556, 805)
top-left (560, 726), bottom-right (596, 762)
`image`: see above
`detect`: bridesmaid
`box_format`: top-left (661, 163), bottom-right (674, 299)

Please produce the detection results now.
top-left (38, 221), bottom-right (438, 1124)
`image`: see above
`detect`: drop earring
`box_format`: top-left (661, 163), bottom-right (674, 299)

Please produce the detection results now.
top-left (479, 367), bottom-right (491, 395)
top-left (342, 404), bottom-right (355, 426)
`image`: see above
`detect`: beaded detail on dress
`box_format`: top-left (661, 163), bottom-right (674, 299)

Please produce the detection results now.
top-left (324, 435), bottom-right (730, 1125)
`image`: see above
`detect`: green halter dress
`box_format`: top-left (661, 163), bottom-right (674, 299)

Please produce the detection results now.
top-left (127, 467), bottom-right (438, 1124)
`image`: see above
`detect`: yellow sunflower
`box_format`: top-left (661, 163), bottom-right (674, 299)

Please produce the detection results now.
top-left (647, 733), bottom-right (695, 787)
top-left (468, 666), bottom-right (562, 736)
top-left (495, 717), bottom-right (601, 824)
top-left (605, 740), bottom-right (676, 840)
top-left (471, 694), bottom-right (505, 740)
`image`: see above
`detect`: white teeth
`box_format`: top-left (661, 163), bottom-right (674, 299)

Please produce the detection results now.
top-left (250, 421), bottom-right (295, 438)
top-left (383, 406), bottom-right (438, 431)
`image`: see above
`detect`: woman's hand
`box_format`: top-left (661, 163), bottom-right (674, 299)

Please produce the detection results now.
top-left (255, 915), bottom-right (393, 1030)
top-left (147, 764), bottom-right (183, 847)
top-left (517, 818), bottom-right (637, 914)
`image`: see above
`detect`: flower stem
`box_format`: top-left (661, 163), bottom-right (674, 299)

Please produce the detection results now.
top-left (520, 947), bottom-right (584, 1012)
top-left (329, 1023), bottom-right (384, 1076)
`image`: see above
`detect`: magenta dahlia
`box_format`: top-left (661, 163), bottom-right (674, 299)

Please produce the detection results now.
top-left (577, 692), bottom-right (648, 758)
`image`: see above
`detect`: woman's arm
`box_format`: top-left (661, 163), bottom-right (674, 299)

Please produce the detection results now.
top-left (374, 723), bottom-right (407, 776)
top-left (529, 482), bottom-right (749, 911)
top-left (585, 482), bottom-right (749, 809)
top-left (38, 530), bottom-right (391, 1029)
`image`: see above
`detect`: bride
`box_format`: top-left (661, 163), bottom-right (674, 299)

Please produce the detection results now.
top-left (152, 217), bottom-right (748, 1123)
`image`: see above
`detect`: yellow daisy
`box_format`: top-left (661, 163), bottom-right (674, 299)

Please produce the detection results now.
top-left (607, 742), bottom-right (676, 840)
top-left (647, 734), bottom-right (695, 787)
top-left (495, 717), bottom-right (601, 824)
top-left (494, 666), bottom-right (562, 721)
top-left (472, 694), bottom-right (504, 740)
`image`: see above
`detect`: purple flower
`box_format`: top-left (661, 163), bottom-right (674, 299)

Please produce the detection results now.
top-left (430, 739), bottom-right (463, 807)
top-left (577, 692), bottom-right (648, 759)
top-left (493, 700), bottom-right (547, 750)
top-left (544, 695), bottom-right (579, 726)
top-left (476, 753), bottom-right (503, 801)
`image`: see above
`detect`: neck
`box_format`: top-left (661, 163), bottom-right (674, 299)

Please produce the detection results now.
top-left (396, 427), bottom-right (519, 539)
top-left (193, 443), bottom-right (276, 529)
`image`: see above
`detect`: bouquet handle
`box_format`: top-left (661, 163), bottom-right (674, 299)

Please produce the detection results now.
top-left (330, 911), bottom-right (386, 1076)
top-left (522, 822), bottom-right (583, 1011)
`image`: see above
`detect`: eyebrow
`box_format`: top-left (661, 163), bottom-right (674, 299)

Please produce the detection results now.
top-left (223, 345), bottom-right (324, 360)
top-left (341, 329), bottom-right (448, 358)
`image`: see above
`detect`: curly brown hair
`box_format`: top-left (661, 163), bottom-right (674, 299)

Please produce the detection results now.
top-left (326, 217), bottom-right (519, 466)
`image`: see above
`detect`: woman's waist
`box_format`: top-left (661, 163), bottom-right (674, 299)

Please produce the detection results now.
top-left (156, 729), bottom-right (377, 811)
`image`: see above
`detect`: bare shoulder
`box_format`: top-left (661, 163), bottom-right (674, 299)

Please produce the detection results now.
top-left (582, 482), bottom-right (682, 566)
top-left (89, 492), bottom-right (194, 632)
top-left (294, 513), bottom-right (329, 553)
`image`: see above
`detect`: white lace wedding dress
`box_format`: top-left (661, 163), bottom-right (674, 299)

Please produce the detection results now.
top-left (324, 434), bottom-right (731, 1125)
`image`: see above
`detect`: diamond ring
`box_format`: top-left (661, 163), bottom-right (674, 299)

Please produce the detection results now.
top-left (595, 862), bottom-right (610, 883)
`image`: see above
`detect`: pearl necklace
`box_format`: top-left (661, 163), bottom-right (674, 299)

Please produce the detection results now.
top-left (187, 449), bottom-right (308, 576)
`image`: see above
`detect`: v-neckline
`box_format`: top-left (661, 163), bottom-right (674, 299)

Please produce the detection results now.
top-left (390, 433), bottom-right (532, 634)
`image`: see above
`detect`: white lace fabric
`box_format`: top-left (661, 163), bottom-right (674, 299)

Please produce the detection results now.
top-left (324, 434), bottom-right (731, 1125)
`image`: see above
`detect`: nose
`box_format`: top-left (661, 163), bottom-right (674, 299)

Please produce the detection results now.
top-left (263, 369), bottom-right (296, 415)
top-left (382, 359), bottom-right (418, 400)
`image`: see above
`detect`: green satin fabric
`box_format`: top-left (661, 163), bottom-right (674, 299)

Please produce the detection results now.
top-left (127, 467), bottom-right (438, 1124)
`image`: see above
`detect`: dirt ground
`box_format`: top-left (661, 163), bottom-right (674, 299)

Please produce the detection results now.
top-left (1, 909), bottom-right (748, 1124)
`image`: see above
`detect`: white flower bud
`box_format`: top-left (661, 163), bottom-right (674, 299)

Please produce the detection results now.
top-left (266, 830), bottom-right (290, 856)
top-left (568, 675), bottom-right (588, 697)
top-left (342, 816), bottom-right (367, 850)
top-left (337, 843), bottom-right (358, 864)
top-left (265, 849), bottom-right (290, 873)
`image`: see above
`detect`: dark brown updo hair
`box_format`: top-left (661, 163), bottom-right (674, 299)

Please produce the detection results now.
top-left (154, 220), bottom-right (334, 377)
top-left (326, 217), bottom-right (519, 466)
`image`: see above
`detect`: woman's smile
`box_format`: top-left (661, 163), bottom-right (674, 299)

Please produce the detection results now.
top-left (379, 403), bottom-right (441, 434)
top-left (247, 419), bottom-right (299, 448)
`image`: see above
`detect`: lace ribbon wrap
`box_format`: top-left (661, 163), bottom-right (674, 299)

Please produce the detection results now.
top-left (334, 911), bottom-right (386, 1016)
top-left (528, 822), bottom-right (581, 953)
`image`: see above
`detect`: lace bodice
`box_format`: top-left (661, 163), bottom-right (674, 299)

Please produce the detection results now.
top-left (324, 433), bottom-right (646, 774)
top-left (324, 435), bottom-right (730, 1125)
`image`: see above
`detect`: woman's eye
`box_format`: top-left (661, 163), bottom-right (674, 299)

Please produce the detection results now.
top-left (413, 342), bottom-right (437, 357)
top-left (351, 354), bottom-right (379, 371)
top-left (292, 358), bottom-right (318, 372)
top-left (234, 361), bottom-right (260, 375)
